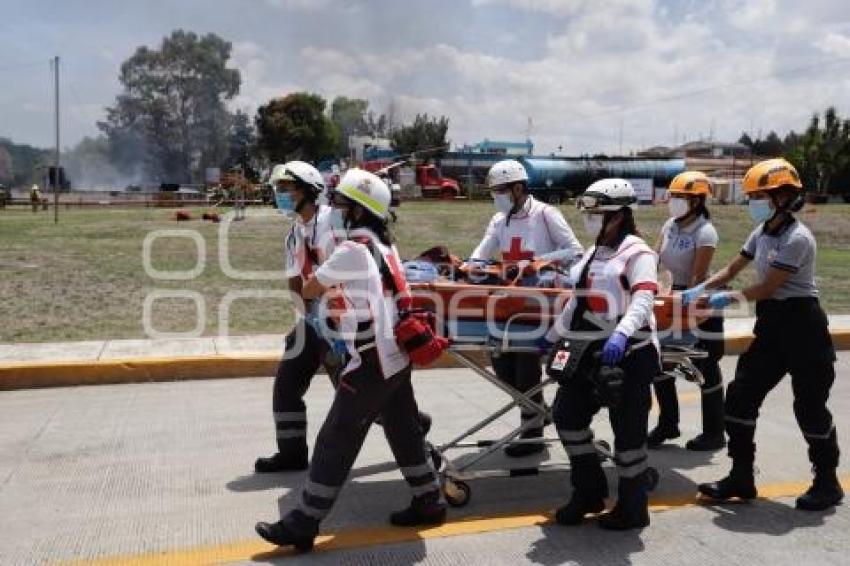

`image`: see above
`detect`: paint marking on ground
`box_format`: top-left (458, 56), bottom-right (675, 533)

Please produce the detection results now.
top-left (57, 476), bottom-right (850, 566)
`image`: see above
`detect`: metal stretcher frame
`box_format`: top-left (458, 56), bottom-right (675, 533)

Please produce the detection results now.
top-left (410, 282), bottom-right (709, 507)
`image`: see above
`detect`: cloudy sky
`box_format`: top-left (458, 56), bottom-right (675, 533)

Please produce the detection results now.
top-left (2, 0), bottom-right (850, 155)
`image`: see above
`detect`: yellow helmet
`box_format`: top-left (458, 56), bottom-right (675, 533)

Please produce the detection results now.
top-left (668, 171), bottom-right (712, 197)
top-left (742, 158), bottom-right (802, 194)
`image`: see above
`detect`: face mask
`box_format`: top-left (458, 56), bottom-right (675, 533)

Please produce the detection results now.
top-left (493, 193), bottom-right (513, 214)
top-left (668, 197), bottom-right (690, 219)
top-left (329, 207), bottom-right (347, 232)
top-left (583, 212), bottom-right (604, 236)
top-left (748, 199), bottom-right (774, 224)
top-left (274, 191), bottom-right (295, 214)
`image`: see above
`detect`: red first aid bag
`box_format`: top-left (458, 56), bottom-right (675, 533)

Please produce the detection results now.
top-left (395, 309), bottom-right (450, 367)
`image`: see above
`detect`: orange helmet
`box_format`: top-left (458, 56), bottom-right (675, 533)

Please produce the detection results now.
top-left (742, 158), bottom-right (802, 194)
top-left (668, 171), bottom-right (712, 197)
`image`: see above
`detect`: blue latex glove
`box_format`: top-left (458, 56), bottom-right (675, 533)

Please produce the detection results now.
top-left (707, 292), bottom-right (733, 310)
top-left (331, 339), bottom-right (348, 358)
top-left (680, 283), bottom-right (706, 306)
top-left (601, 331), bottom-right (628, 366)
top-left (534, 335), bottom-right (555, 356)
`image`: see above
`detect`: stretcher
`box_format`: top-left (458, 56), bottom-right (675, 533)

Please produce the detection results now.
top-left (409, 281), bottom-right (708, 507)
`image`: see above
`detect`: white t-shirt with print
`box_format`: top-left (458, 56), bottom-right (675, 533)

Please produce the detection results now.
top-left (657, 216), bottom-right (718, 288)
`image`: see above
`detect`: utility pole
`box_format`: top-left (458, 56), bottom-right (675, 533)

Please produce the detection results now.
top-left (52, 55), bottom-right (60, 224)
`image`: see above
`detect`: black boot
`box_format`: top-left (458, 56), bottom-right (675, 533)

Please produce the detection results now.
top-left (505, 427), bottom-right (545, 458)
top-left (647, 423), bottom-right (680, 449)
top-left (255, 512), bottom-right (318, 552)
top-left (555, 456), bottom-right (608, 525)
top-left (255, 445), bottom-right (309, 473)
top-left (687, 387), bottom-right (725, 451)
top-left (685, 433), bottom-right (725, 451)
top-left (796, 468), bottom-right (844, 511)
top-left (389, 495), bottom-right (447, 527)
top-left (697, 462), bottom-right (757, 501)
top-left (598, 476), bottom-right (649, 530)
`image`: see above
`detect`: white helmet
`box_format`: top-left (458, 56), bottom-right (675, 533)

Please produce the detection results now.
top-left (576, 178), bottom-right (637, 212)
top-left (334, 168), bottom-right (391, 220)
top-left (485, 159), bottom-right (528, 189)
top-left (270, 161), bottom-right (325, 197)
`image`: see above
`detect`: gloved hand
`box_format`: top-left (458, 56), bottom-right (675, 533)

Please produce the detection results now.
top-left (601, 331), bottom-right (628, 366)
top-left (680, 283), bottom-right (706, 306)
top-left (534, 335), bottom-right (555, 356)
top-left (707, 292), bottom-right (733, 310)
top-left (331, 339), bottom-right (348, 358)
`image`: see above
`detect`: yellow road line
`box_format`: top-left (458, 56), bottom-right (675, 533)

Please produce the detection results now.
top-left (59, 476), bottom-right (850, 566)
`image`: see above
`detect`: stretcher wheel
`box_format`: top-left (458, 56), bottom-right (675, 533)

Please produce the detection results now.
top-left (644, 467), bottom-right (660, 491)
top-left (444, 479), bottom-right (471, 507)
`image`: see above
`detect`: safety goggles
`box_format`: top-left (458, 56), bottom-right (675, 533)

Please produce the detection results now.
top-left (575, 191), bottom-right (635, 210)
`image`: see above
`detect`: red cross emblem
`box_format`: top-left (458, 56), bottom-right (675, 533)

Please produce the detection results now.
top-left (502, 237), bottom-right (534, 262)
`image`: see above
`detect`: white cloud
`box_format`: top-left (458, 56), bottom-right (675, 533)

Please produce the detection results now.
top-left (816, 32), bottom-right (850, 56)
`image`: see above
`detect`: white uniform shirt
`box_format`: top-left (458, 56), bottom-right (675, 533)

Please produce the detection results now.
top-left (471, 196), bottom-right (583, 264)
top-left (547, 235), bottom-right (659, 342)
top-left (314, 228), bottom-right (409, 379)
top-left (657, 216), bottom-right (718, 288)
top-left (284, 205), bottom-right (338, 279)
top-left (741, 218), bottom-right (818, 299)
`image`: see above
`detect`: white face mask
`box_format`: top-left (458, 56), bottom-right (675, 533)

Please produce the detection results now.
top-left (493, 193), bottom-right (513, 214)
top-left (667, 197), bottom-right (690, 219)
top-left (582, 212), bottom-right (604, 237)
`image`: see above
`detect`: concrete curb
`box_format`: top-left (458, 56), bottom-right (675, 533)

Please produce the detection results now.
top-left (2, 330), bottom-right (849, 391)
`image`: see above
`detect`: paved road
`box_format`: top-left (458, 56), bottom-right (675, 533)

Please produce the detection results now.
top-left (2, 354), bottom-right (849, 565)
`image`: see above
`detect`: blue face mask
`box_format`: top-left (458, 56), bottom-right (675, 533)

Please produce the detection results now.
top-left (329, 207), bottom-right (347, 232)
top-left (493, 193), bottom-right (513, 214)
top-left (748, 199), bottom-right (774, 224)
top-left (275, 191), bottom-right (295, 214)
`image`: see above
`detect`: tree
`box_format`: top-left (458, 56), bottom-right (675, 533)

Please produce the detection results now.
top-left (738, 132), bottom-right (754, 148)
top-left (330, 96), bottom-right (369, 158)
top-left (255, 92), bottom-right (338, 163)
top-left (98, 30), bottom-right (241, 183)
top-left (390, 114), bottom-right (450, 157)
top-left (785, 107), bottom-right (850, 195)
top-left (0, 137), bottom-right (50, 187)
top-left (224, 110), bottom-right (258, 179)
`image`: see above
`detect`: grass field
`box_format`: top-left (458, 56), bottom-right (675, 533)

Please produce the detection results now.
top-left (1, 201), bottom-right (850, 343)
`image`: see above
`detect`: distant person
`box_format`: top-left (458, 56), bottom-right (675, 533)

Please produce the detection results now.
top-left (467, 159), bottom-right (584, 457)
top-left (649, 172), bottom-right (725, 451)
top-left (30, 184), bottom-right (41, 213)
top-left (682, 159), bottom-right (842, 511)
